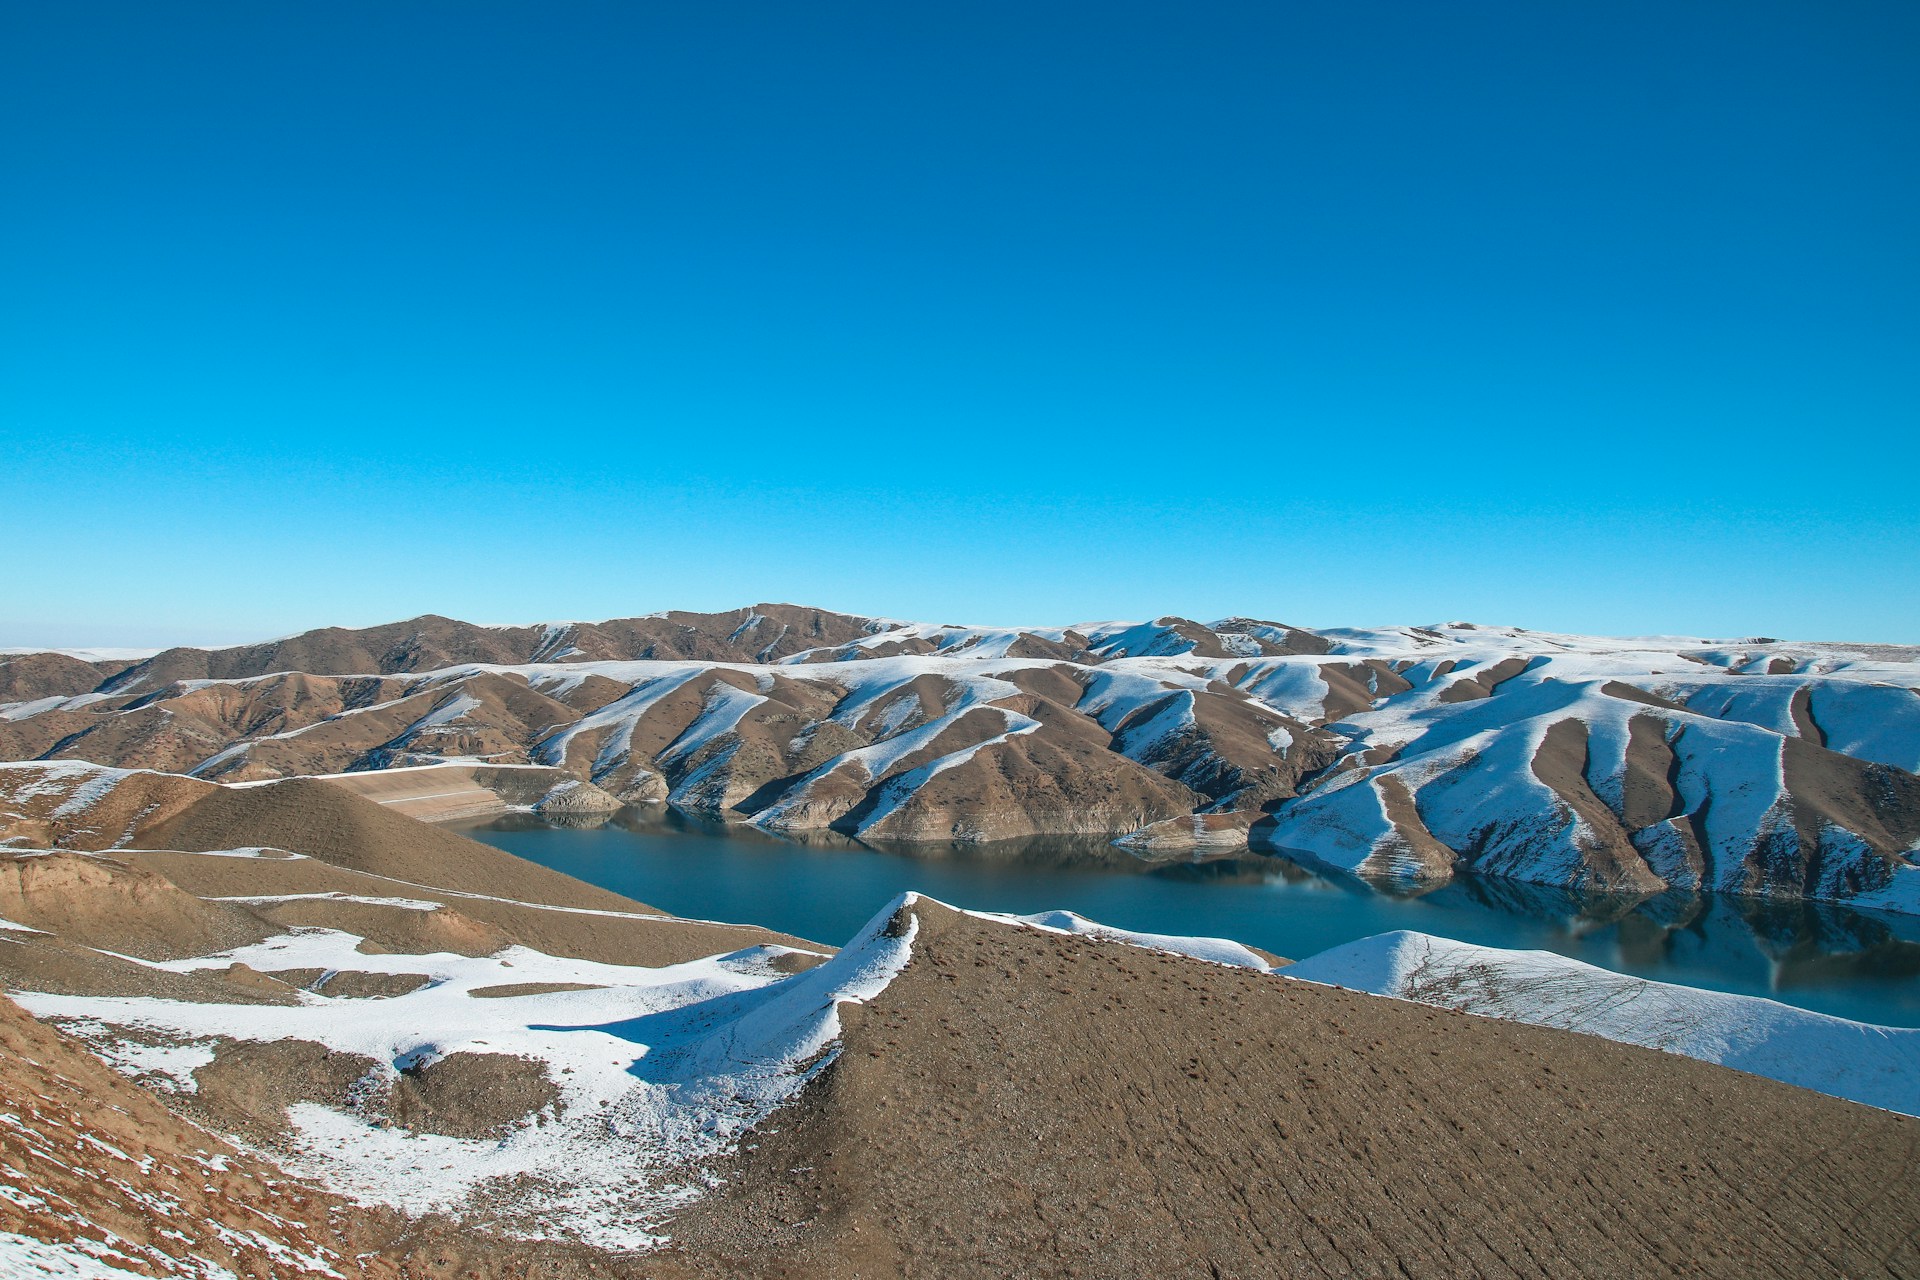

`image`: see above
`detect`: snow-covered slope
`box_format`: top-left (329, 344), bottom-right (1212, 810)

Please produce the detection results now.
top-left (8, 872), bottom-right (916, 1252)
top-left (3, 612), bottom-right (1917, 912)
top-left (1252, 629), bottom-right (1920, 911)
top-left (1285, 929), bottom-right (1920, 1115)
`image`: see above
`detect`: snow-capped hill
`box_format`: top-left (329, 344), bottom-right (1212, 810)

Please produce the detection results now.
top-left (2, 609), bottom-right (1917, 912)
top-left (1285, 930), bottom-right (1920, 1116)
top-left (1257, 666), bottom-right (1920, 910)
top-left (619, 892), bottom-right (919, 1087)
top-left (9, 891), bottom-right (915, 1249)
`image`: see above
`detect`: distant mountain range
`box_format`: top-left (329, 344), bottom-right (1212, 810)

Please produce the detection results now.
top-left (3, 604), bottom-right (1917, 912)
top-left (3, 606), bottom-right (1919, 1275)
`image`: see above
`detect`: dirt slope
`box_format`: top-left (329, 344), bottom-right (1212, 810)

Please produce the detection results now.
top-left (0, 762), bottom-right (815, 964)
top-left (128, 777), bottom-right (820, 961)
top-left (0, 651), bottom-right (133, 701)
top-left (661, 899), bottom-right (1920, 1280)
top-left (0, 763), bottom-right (214, 850)
top-left (0, 992), bottom-right (672, 1279)
top-left (0, 991), bottom-right (390, 1278)
top-left (3, 830), bottom-right (1917, 1278)
top-left (0, 848), bottom-right (275, 959)
top-left (142, 777), bottom-right (642, 908)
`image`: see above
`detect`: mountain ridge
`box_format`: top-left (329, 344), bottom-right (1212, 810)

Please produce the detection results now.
top-left (3, 606), bottom-right (1917, 914)
top-left (0, 689), bottom-right (1917, 1276)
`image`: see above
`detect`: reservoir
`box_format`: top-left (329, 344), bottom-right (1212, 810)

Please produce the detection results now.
top-left (462, 809), bottom-right (1920, 1028)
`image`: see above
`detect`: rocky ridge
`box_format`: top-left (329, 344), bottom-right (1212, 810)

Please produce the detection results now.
top-left (4, 606), bottom-right (1918, 911)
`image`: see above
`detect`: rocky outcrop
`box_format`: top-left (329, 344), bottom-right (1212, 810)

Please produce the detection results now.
top-left (532, 776), bottom-right (623, 817)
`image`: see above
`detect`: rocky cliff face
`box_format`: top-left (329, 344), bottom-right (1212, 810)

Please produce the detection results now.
top-left (4, 609), bottom-right (1918, 911)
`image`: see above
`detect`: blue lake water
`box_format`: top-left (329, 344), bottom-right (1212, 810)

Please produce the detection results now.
top-left (461, 810), bottom-right (1920, 1028)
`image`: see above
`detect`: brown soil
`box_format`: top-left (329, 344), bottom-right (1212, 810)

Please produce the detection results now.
top-left (0, 848), bottom-right (275, 959)
top-left (468, 980), bottom-right (608, 998)
top-left (854, 698), bottom-right (1201, 842)
top-left (0, 764), bottom-right (214, 851)
top-left (189, 1039), bottom-right (557, 1144)
top-left (1314, 661), bottom-right (1413, 722)
top-left (1617, 712), bottom-right (1684, 829)
top-left (315, 969), bottom-right (435, 998)
top-left (1599, 680), bottom-right (1690, 711)
top-left (101, 606), bottom-right (885, 693)
top-left (140, 777), bottom-right (642, 908)
top-left (0, 995), bottom-right (410, 1278)
top-left (0, 844), bottom-right (276, 955)
top-left (1436, 656), bottom-right (1535, 704)
top-left (0, 651), bottom-right (131, 700)
top-left (0, 929), bottom-right (302, 1003)
top-left (658, 899), bottom-right (1920, 1280)
top-left (258, 898), bottom-right (512, 957)
top-left (1789, 685), bottom-right (1827, 747)
top-left (1371, 772), bottom-right (1456, 879)
top-left (1790, 737), bottom-right (1920, 849)
top-left (123, 846), bottom-right (822, 965)
top-left (1526, 718), bottom-right (1668, 892)
top-left (389, 1051), bottom-right (560, 1139)
top-left (188, 1037), bottom-right (384, 1146)
top-left (264, 964), bottom-right (432, 997)
top-left (1107, 684), bottom-right (1335, 816)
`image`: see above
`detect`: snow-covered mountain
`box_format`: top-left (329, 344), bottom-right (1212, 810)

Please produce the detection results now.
top-left (1285, 930), bottom-right (1920, 1114)
top-left (3, 606), bottom-right (1917, 912)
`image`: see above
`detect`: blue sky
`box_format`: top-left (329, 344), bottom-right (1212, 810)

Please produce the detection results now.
top-left (3, 2), bottom-right (1916, 647)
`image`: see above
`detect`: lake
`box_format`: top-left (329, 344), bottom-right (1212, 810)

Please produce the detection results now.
top-left (460, 809), bottom-right (1920, 1028)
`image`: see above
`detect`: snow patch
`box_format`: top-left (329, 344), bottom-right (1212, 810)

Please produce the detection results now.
top-left (0, 1230), bottom-right (217, 1280)
top-left (11, 898), bottom-right (919, 1253)
top-left (966, 907), bottom-right (1274, 970)
top-left (1286, 930), bottom-right (1920, 1116)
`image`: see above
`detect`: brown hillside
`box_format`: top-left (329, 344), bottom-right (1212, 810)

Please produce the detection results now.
top-left (0, 992), bottom-right (393, 1279)
top-left (101, 604), bottom-right (886, 689)
top-left (661, 898), bottom-right (1920, 1280)
top-left (0, 651), bottom-right (131, 701)
top-left (141, 776), bottom-right (642, 909)
top-left (132, 778), bottom-right (820, 963)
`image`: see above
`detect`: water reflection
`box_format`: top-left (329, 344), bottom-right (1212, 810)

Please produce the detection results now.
top-left (533, 808), bottom-right (621, 831)
top-left (1250, 842), bottom-right (1920, 995)
top-left (467, 807), bottom-right (1920, 1027)
top-left (1146, 858), bottom-right (1318, 887)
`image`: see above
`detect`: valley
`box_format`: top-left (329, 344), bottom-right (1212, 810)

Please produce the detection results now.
top-left (1, 608), bottom-right (1918, 1276)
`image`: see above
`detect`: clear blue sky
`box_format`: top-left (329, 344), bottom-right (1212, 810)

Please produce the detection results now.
top-left (3, 2), bottom-right (1916, 648)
